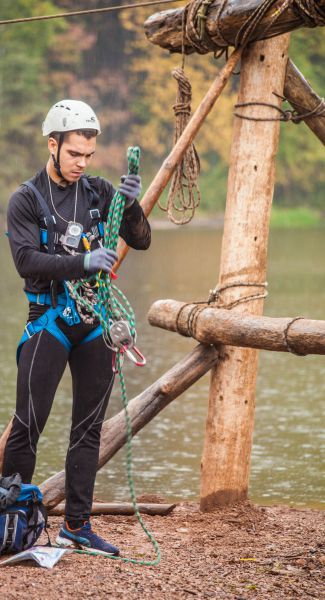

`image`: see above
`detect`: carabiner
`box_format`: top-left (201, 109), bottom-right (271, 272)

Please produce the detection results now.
top-left (124, 346), bottom-right (146, 367)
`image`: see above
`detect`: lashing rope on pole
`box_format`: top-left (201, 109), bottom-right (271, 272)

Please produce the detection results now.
top-left (67, 147), bottom-right (161, 566)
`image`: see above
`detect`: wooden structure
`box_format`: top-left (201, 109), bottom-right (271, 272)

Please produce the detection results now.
top-left (0, 0), bottom-right (324, 512)
top-left (141, 0), bottom-right (324, 510)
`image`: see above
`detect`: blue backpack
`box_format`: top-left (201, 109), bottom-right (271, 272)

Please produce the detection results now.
top-left (0, 474), bottom-right (48, 555)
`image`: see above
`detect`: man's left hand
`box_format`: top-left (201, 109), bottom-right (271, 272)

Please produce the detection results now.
top-left (118, 174), bottom-right (142, 209)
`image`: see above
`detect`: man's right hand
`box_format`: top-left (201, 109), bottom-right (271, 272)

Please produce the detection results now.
top-left (84, 247), bottom-right (118, 274)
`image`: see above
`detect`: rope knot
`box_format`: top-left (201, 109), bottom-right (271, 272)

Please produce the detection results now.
top-left (208, 281), bottom-right (268, 310)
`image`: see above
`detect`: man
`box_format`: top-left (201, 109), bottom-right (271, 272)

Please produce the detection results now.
top-left (3, 99), bottom-right (151, 555)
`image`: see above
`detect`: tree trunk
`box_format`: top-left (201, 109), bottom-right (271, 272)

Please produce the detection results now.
top-left (284, 58), bottom-right (325, 145)
top-left (200, 34), bottom-right (291, 511)
top-left (148, 299), bottom-right (325, 356)
top-left (144, 0), bottom-right (324, 54)
top-left (40, 343), bottom-right (219, 509)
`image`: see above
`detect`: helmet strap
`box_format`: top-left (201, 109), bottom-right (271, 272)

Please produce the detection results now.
top-left (51, 133), bottom-right (65, 180)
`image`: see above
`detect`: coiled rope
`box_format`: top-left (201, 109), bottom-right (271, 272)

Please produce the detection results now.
top-left (159, 67), bottom-right (201, 224)
top-left (68, 147), bottom-right (161, 566)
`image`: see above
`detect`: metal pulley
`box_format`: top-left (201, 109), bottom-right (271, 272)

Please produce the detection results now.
top-left (109, 320), bottom-right (146, 367)
top-left (109, 320), bottom-right (134, 350)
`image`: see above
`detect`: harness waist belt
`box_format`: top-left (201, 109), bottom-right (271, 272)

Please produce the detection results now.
top-left (26, 291), bottom-right (67, 306)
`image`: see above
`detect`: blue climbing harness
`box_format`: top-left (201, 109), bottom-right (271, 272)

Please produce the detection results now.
top-left (16, 178), bottom-right (105, 364)
top-left (16, 283), bottom-right (103, 364)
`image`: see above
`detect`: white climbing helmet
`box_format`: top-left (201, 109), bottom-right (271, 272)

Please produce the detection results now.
top-left (42, 99), bottom-right (101, 136)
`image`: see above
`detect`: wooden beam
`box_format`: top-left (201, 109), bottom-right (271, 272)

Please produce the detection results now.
top-left (114, 48), bottom-right (241, 270)
top-left (144, 0), bottom-right (324, 54)
top-left (148, 299), bottom-right (325, 356)
top-left (39, 343), bottom-right (220, 509)
top-left (199, 34), bottom-right (291, 511)
top-left (49, 502), bottom-right (176, 517)
top-left (284, 58), bottom-right (325, 145)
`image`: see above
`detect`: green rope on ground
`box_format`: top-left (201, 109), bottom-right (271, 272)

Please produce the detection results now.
top-left (73, 351), bottom-right (161, 566)
top-left (68, 147), bottom-right (161, 566)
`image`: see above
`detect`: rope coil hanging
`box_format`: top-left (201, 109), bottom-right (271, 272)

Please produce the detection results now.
top-left (159, 67), bottom-right (201, 224)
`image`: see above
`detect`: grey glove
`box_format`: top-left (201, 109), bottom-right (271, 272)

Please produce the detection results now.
top-left (84, 247), bottom-right (118, 274)
top-left (118, 174), bottom-right (142, 209)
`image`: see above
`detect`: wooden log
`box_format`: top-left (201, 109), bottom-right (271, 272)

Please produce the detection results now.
top-left (199, 35), bottom-right (291, 511)
top-left (49, 502), bottom-right (176, 517)
top-left (148, 299), bottom-right (325, 356)
top-left (144, 0), bottom-right (325, 54)
top-left (284, 58), bottom-right (325, 145)
top-left (40, 343), bottom-right (220, 509)
top-left (114, 48), bottom-right (241, 270)
top-left (0, 418), bottom-right (13, 474)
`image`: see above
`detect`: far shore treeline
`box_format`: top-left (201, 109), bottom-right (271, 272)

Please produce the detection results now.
top-left (0, 0), bottom-right (324, 221)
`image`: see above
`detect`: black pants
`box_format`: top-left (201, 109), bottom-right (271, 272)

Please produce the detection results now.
top-left (3, 317), bottom-right (114, 522)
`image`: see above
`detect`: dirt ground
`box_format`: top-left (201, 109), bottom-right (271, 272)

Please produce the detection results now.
top-left (0, 499), bottom-right (324, 600)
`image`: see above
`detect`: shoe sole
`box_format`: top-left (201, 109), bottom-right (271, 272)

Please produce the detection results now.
top-left (56, 534), bottom-right (119, 557)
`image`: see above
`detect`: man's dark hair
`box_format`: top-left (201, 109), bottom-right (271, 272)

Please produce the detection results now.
top-left (49, 129), bottom-right (97, 142)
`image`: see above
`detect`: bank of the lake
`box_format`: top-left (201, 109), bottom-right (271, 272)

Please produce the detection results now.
top-left (0, 501), bottom-right (324, 599)
top-left (1, 205), bottom-right (324, 232)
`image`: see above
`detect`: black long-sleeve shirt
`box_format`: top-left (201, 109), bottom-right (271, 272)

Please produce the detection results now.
top-left (7, 168), bottom-right (151, 294)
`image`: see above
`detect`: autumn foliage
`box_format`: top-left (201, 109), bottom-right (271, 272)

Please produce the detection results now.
top-left (0, 0), bottom-right (323, 211)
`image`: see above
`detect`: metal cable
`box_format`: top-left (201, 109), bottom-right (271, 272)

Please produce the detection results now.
top-left (0, 0), bottom-right (184, 27)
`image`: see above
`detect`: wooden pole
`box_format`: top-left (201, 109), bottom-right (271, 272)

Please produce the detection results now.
top-left (284, 58), bottom-right (325, 145)
top-left (40, 343), bottom-right (219, 509)
top-left (148, 299), bottom-right (325, 356)
top-left (114, 49), bottom-right (241, 270)
top-left (200, 34), bottom-right (291, 511)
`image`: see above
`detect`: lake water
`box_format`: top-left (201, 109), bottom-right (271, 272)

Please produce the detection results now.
top-left (0, 227), bottom-right (324, 508)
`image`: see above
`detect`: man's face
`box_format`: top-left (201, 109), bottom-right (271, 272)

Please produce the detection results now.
top-left (48, 131), bottom-right (96, 183)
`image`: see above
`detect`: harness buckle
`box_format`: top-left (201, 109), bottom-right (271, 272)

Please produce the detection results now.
top-left (90, 209), bottom-right (101, 219)
top-left (24, 322), bottom-right (35, 339)
top-left (36, 293), bottom-right (47, 305)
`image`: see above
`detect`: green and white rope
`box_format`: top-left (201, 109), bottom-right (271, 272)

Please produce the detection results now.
top-left (68, 147), bottom-right (161, 566)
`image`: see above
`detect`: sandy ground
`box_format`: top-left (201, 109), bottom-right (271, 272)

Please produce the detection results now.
top-left (0, 500), bottom-right (324, 600)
